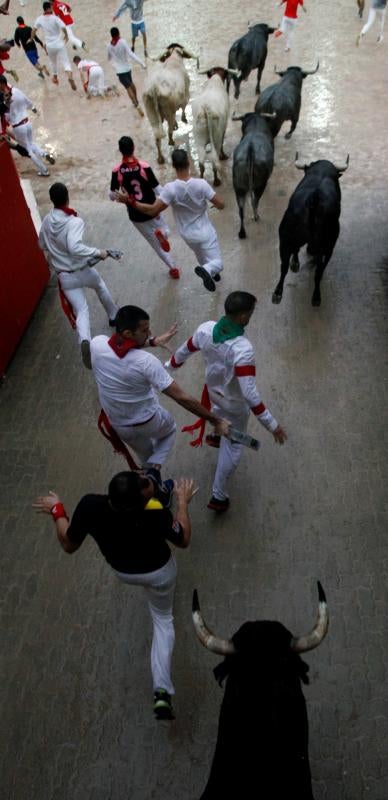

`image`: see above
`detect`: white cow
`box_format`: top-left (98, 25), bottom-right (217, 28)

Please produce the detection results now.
top-left (192, 66), bottom-right (238, 186)
top-left (143, 43), bottom-right (197, 165)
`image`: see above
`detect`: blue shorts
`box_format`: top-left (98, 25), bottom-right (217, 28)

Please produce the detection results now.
top-left (26, 49), bottom-right (39, 66)
top-left (131, 21), bottom-right (146, 37)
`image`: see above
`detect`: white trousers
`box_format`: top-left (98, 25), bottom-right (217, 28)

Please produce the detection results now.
top-left (212, 403), bottom-right (249, 501)
top-left (66, 24), bottom-right (83, 49)
top-left (58, 267), bottom-right (118, 342)
top-left (114, 405), bottom-right (177, 467)
top-left (280, 16), bottom-right (297, 48)
top-left (12, 121), bottom-right (47, 173)
top-left (47, 43), bottom-right (71, 74)
top-left (87, 66), bottom-right (105, 95)
top-left (115, 554), bottom-right (177, 695)
top-left (183, 225), bottom-right (223, 277)
top-left (361, 7), bottom-right (386, 35)
top-left (131, 215), bottom-right (175, 270)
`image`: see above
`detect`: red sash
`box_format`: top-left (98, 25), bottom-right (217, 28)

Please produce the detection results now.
top-left (98, 409), bottom-right (139, 470)
top-left (181, 384), bottom-right (211, 447)
top-left (57, 279), bottom-right (76, 329)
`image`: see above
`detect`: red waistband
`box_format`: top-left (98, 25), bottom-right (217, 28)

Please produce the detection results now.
top-left (13, 117), bottom-right (28, 128)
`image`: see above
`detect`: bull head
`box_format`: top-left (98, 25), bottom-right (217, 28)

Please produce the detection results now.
top-left (198, 64), bottom-right (241, 79)
top-left (152, 43), bottom-right (199, 66)
top-left (274, 61), bottom-right (319, 78)
top-left (295, 151), bottom-right (350, 173)
top-left (192, 582), bottom-right (329, 656)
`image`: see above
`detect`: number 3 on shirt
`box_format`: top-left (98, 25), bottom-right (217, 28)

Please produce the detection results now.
top-left (130, 179), bottom-right (143, 200)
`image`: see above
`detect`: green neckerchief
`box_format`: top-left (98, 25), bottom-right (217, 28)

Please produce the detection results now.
top-left (212, 316), bottom-right (245, 344)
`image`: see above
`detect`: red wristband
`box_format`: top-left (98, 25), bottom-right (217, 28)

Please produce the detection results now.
top-left (51, 503), bottom-right (69, 522)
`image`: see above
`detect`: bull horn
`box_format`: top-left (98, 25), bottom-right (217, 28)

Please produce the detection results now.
top-left (303, 60), bottom-right (320, 76)
top-left (231, 112), bottom-right (245, 121)
top-left (290, 582), bottom-right (329, 653)
top-left (333, 153), bottom-right (350, 173)
top-left (274, 65), bottom-right (283, 76)
top-left (294, 151), bottom-right (307, 170)
top-left (260, 111), bottom-right (276, 119)
top-left (227, 68), bottom-right (241, 76)
top-left (150, 50), bottom-right (167, 61)
top-left (192, 590), bottom-right (236, 655)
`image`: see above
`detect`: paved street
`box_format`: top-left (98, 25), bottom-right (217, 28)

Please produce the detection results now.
top-left (1, 1), bottom-right (388, 798)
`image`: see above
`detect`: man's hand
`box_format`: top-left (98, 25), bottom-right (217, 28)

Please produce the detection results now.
top-left (273, 425), bottom-right (287, 444)
top-left (174, 478), bottom-right (198, 505)
top-left (154, 322), bottom-right (178, 350)
top-left (114, 188), bottom-right (137, 206)
top-left (213, 418), bottom-right (231, 438)
top-left (112, 15), bottom-right (118, 21)
top-left (99, 249), bottom-right (108, 259)
top-left (32, 491), bottom-right (61, 514)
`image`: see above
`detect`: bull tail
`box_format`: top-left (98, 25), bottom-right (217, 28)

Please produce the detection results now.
top-left (143, 85), bottom-right (165, 140)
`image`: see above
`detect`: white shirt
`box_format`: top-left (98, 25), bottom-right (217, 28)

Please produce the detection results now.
top-left (77, 59), bottom-right (99, 73)
top-left (34, 13), bottom-right (67, 48)
top-left (91, 336), bottom-right (173, 425)
top-left (107, 38), bottom-right (144, 74)
top-left (38, 209), bottom-right (100, 272)
top-left (6, 87), bottom-right (33, 127)
top-left (159, 178), bottom-right (216, 240)
top-left (169, 321), bottom-right (278, 431)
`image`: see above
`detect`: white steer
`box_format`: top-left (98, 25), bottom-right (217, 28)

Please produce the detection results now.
top-left (192, 66), bottom-right (238, 186)
top-left (143, 42), bottom-right (197, 165)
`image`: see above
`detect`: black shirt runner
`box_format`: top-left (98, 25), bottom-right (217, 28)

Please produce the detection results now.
top-left (110, 158), bottom-right (160, 223)
top-left (14, 24), bottom-right (43, 53)
top-left (67, 494), bottom-right (184, 574)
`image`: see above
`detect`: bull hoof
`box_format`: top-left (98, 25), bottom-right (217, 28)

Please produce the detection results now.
top-left (290, 259), bottom-right (299, 273)
top-left (213, 177), bottom-right (221, 187)
top-left (312, 294), bottom-right (321, 307)
top-left (181, 113), bottom-right (187, 124)
top-left (285, 131), bottom-right (293, 140)
top-left (234, 92), bottom-right (239, 100)
top-left (173, 121), bottom-right (178, 131)
top-left (272, 292), bottom-right (282, 304)
top-left (157, 155), bottom-right (165, 165)
top-left (219, 151), bottom-right (228, 161)
top-left (238, 229), bottom-right (246, 239)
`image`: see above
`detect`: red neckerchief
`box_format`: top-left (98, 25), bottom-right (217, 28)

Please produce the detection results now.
top-left (120, 155), bottom-right (148, 181)
top-left (108, 333), bottom-right (138, 358)
top-left (18, 24), bottom-right (26, 28)
top-left (111, 36), bottom-right (120, 45)
top-left (57, 205), bottom-right (78, 216)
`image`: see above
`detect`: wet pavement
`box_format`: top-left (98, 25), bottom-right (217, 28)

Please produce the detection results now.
top-left (1, 1), bottom-right (388, 799)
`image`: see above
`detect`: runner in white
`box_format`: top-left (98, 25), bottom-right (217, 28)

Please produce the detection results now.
top-left (165, 291), bottom-right (287, 512)
top-left (91, 305), bottom-right (230, 470)
top-left (134, 148), bottom-right (225, 292)
top-left (32, 1), bottom-right (76, 90)
top-left (73, 56), bottom-right (118, 97)
top-left (356, 0), bottom-right (386, 44)
top-left (39, 182), bottom-right (119, 369)
top-left (110, 136), bottom-right (180, 279)
top-left (107, 26), bottom-right (145, 116)
top-left (0, 76), bottom-right (54, 175)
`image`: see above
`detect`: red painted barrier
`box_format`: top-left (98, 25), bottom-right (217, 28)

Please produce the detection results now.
top-left (0, 142), bottom-right (50, 375)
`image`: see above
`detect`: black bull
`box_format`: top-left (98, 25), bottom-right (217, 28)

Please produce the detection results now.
top-left (272, 157), bottom-right (349, 307)
top-left (227, 23), bottom-right (275, 99)
top-left (192, 584), bottom-right (329, 799)
top-left (255, 63), bottom-right (319, 139)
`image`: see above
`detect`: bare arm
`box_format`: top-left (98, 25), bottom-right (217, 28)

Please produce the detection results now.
top-left (132, 196), bottom-right (168, 217)
top-left (172, 479), bottom-right (197, 548)
top-left (32, 492), bottom-right (81, 554)
top-left (163, 381), bottom-right (230, 436)
top-left (211, 193), bottom-right (224, 210)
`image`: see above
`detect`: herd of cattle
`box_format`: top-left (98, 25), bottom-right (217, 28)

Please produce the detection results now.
top-left (142, 23), bottom-right (337, 797)
top-left (143, 24), bottom-right (350, 306)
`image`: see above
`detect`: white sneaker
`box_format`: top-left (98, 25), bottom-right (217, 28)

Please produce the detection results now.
top-left (377, 34), bottom-right (384, 43)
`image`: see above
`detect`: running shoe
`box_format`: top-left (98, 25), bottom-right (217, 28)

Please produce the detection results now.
top-left (169, 267), bottom-right (180, 279)
top-left (205, 434), bottom-right (221, 449)
top-left (52, 75), bottom-right (59, 85)
top-left (136, 105), bottom-right (145, 117)
top-left (207, 496), bottom-right (230, 512)
top-left (213, 273), bottom-right (221, 282)
top-left (194, 266), bottom-right (216, 292)
top-left (45, 153), bottom-right (56, 164)
top-left (155, 229), bottom-right (171, 252)
top-left (153, 689), bottom-right (174, 720)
